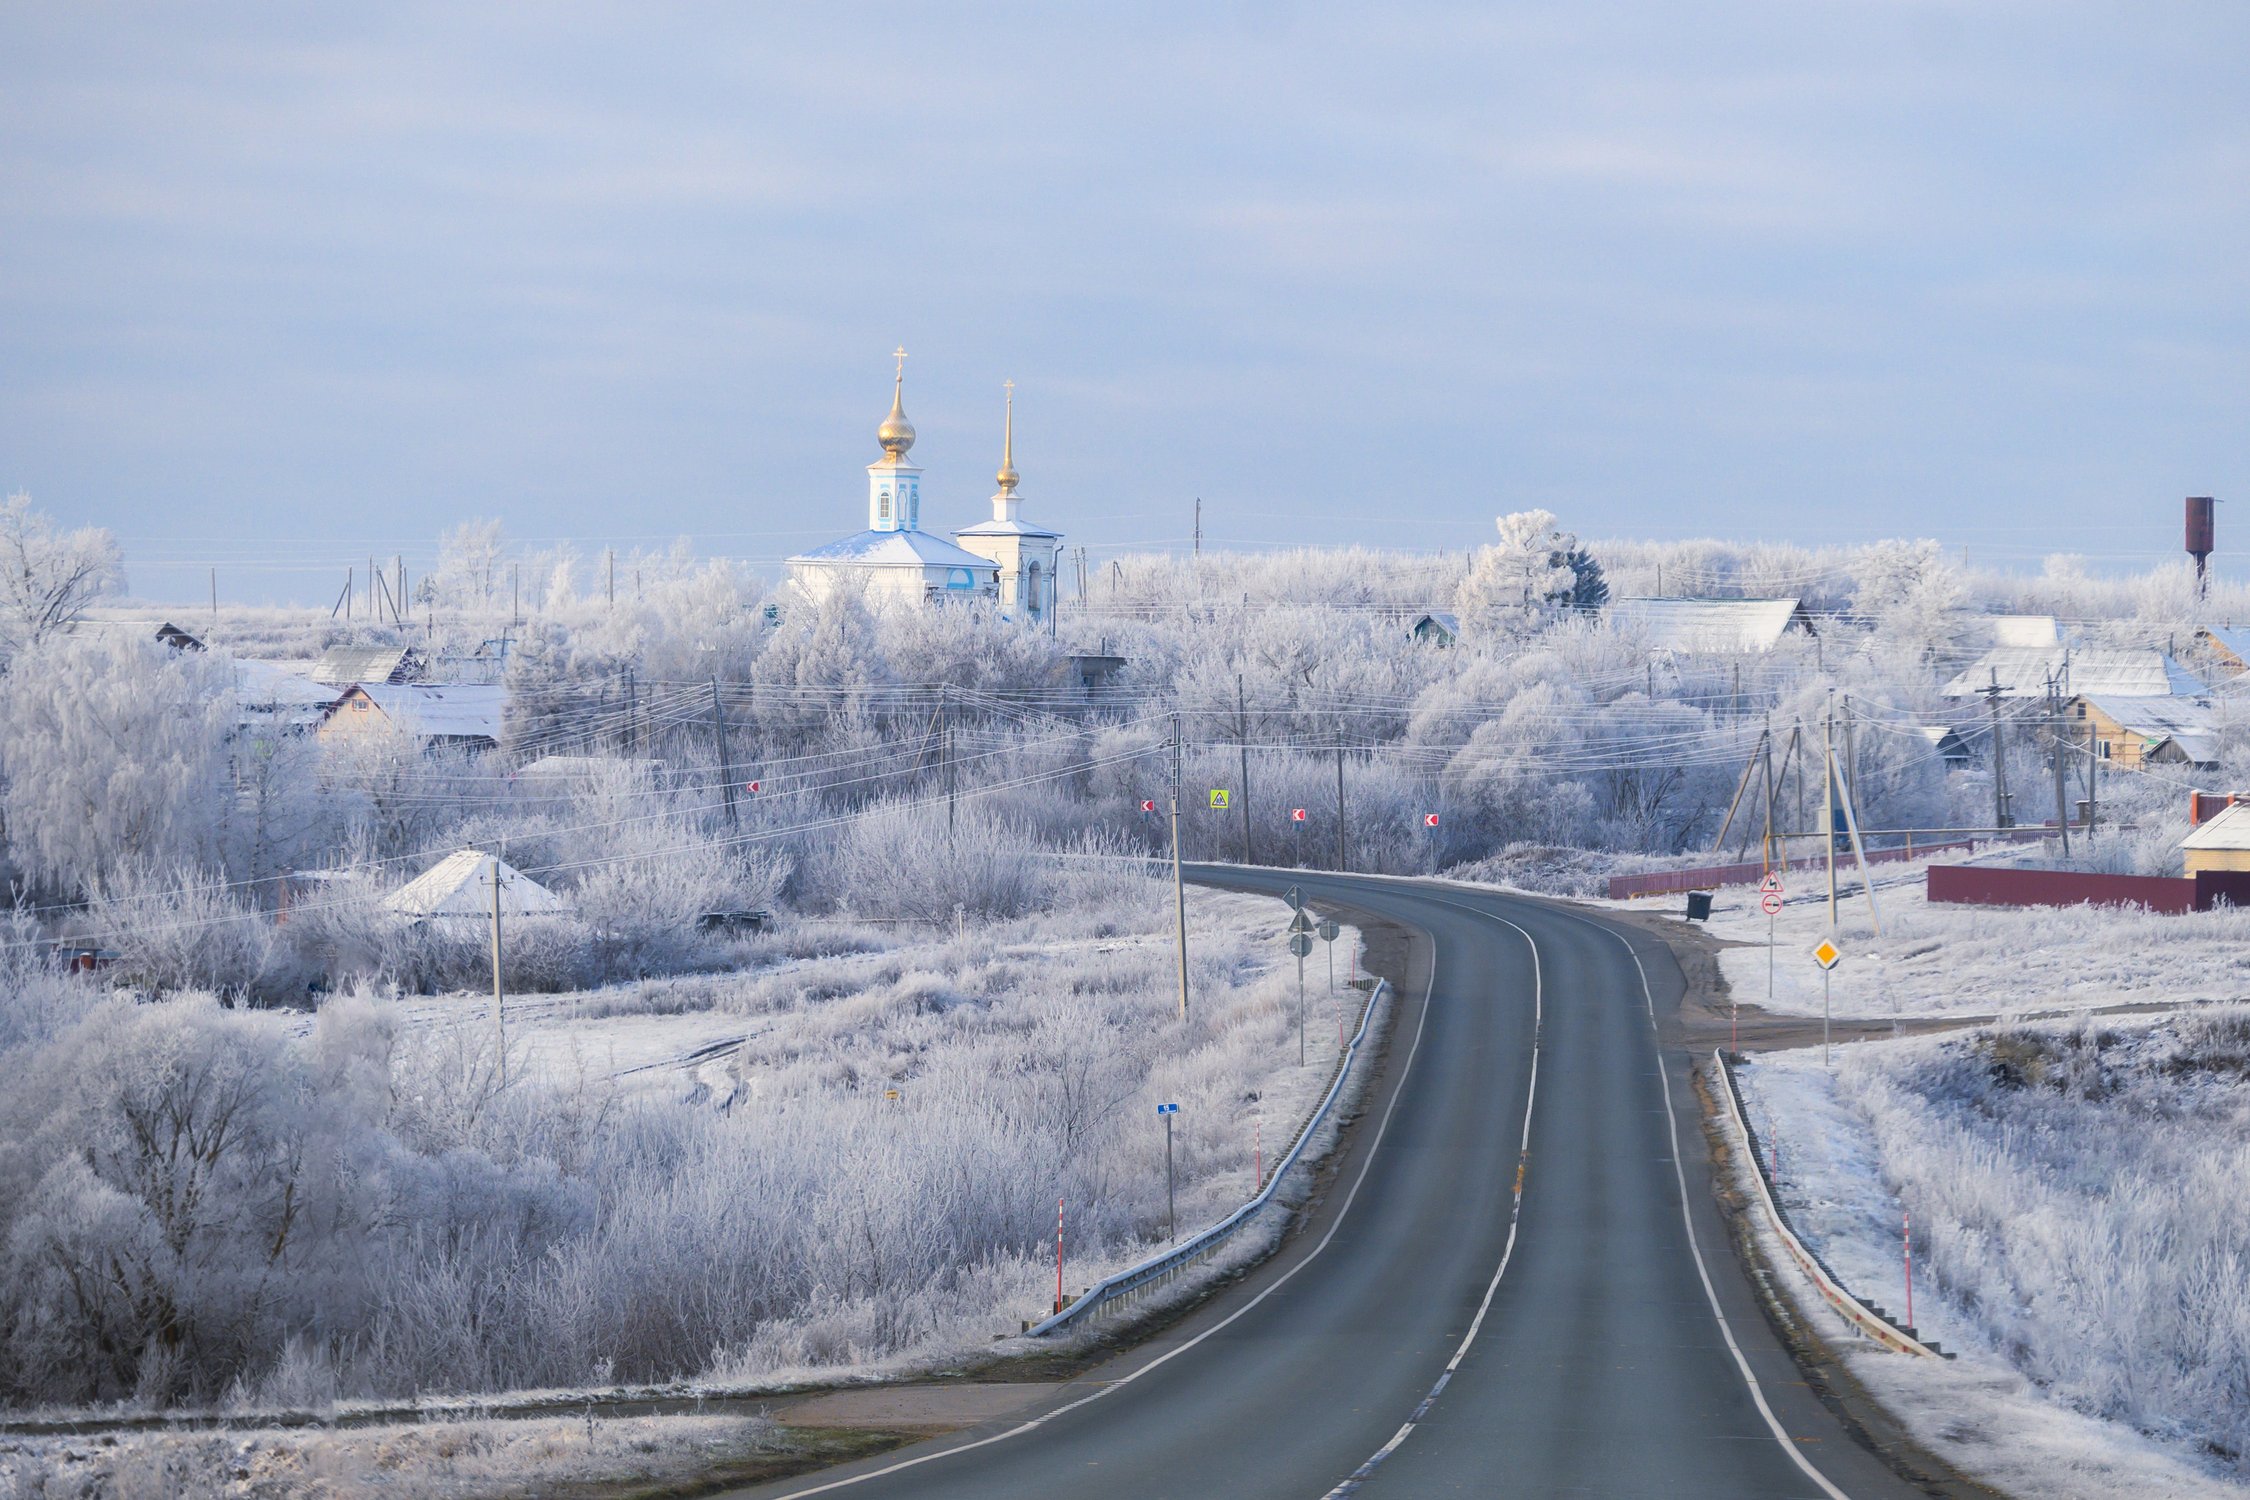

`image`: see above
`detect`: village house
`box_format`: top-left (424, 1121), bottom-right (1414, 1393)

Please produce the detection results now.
top-left (318, 682), bottom-right (507, 754)
top-left (1942, 647), bottom-right (2207, 700)
top-left (1604, 597), bottom-right (1816, 654)
top-left (2181, 802), bottom-right (2250, 876)
top-left (2069, 695), bottom-right (2222, 770)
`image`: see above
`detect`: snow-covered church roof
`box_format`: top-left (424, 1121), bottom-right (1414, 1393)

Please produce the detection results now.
top-left (383, 850), bottom-right (569, 918)
top-left (788, 528), bottom-right (999, 571)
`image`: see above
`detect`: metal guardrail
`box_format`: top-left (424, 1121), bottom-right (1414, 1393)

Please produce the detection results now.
top-left (1026, 978), bottom-right (1391, 1337)
top-left (1711, 1049), bottom-right (1951, 1359)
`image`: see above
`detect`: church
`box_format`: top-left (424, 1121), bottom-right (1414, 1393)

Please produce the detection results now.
top-left (786, 354), bottom-right (1063, 621)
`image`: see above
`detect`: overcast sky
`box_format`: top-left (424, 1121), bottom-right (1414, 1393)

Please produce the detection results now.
top-left (2, 2), bottom-right (2244, 601)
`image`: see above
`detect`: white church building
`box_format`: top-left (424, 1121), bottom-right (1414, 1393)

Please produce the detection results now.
top-left (787, 356), bottom-right (1062, 620)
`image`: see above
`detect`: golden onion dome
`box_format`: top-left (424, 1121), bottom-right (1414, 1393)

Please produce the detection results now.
top-left (877, 374), bottom-right (915, 457)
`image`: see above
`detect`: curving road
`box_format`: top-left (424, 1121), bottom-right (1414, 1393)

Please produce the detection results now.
top-left (729, 871), bottom-right (1931, 1500)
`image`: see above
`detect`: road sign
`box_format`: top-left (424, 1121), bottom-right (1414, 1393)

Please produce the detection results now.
top-left (1209, 789), bottom-right (1231, 810)
top-left (1813, 938), bottom-right (1841, 970)
top-left (746, 779), bottom-right (762, 793)
top-left (1291, 807), bottom-right (1307, 822)
top-left (1140, 799), bottom-right (1157, 813)
top-left (1317, 918), bottom-right (1340, 942)
top-left (1760, 891), bottom-right (1783, 916)
top-left (1758, 873), bottom-right (1782, 895)
top-left (1285, 883), bottom-right (1302, 906)
top-left (1156, 1102), bottom-right (1179, 1116)
top-left (1423, 813), bottom-right (1440, 828)
top-left (1288, 933), bottom-right (1314, 958)
top-left (1289, 910), bottom-right (1316, 934)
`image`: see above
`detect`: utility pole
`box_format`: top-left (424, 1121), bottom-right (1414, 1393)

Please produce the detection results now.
top-left (2047, 673), bottom-right (2071, 857)
top-left (607, 549), bottom-right (616, 611)
top-left (1169, 712), bottom-right (1190, 1021)
top-left (710, 678), bottom-right (738, 832)
top-left (1334, 744), bottom-right (1347, 872)
top-left (1984, 672), bottom-right (2012, 829)
top-left (1236, 674), bottom-right (1253, 865)
top-left (1825, 692), bottom-right (1839, 934)
top-left (1194, 498), bottom-right (1202, 555)
top-left (512, 563), bottom-right (520, 627)
top-left (488, 856), bottom-right (507, 1087)
top-left (944, 687), bottom-right (956, 840)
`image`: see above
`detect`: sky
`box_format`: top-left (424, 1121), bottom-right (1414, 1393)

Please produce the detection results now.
top-left (2, 2), bottom-right (2245, 602)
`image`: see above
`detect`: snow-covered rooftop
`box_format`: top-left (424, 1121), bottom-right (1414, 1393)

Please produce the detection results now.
top-left (2079, 694), bottom-right (2222, 762)
top-left (2180, 802), bottom-right (2250, 851)
top-left (1987, 614), bottom-right (2063, 648)
top-left (955, 516), bottom-right (1060, 539)
top-left (788, 529), bottom-right (999, 571)
top-left (1604, 597), bottom-right (1809, 654)
top-left (2198, 625), bottom-right (2250, 669)
top-left (311, 644), bottom-right (421, 686)
top-left (383, 849), bottom-right (569, 917)
top-left (1942, 648), bottom-right (2207, 699)
top-left (347, 683), bottom-right (508, 741)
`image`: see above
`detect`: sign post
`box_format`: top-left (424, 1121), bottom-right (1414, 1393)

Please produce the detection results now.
top-left (1813, 937), bottom-right (1842, 1067)
top-left (1288, 928), bottom-right (1314, 1063)
top-left (1423, 811), bottom-right (1440, 874)
top-left (1291, 806), bottom-right (1307, 867)
top-left (1157, 1103), bottom-right (1180, 1244)
top-left (1758, 873), bottom-right (1784, 1052)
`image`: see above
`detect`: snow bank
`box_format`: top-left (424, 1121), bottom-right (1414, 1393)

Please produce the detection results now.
top-left (1736, 1019), bottom-right (2250, 1496)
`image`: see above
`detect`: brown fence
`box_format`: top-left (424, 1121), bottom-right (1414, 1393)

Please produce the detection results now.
top-left (1926, 865), bottom-right (2197, 914)
top-left (1607, 840), bottom-right (1983, 901)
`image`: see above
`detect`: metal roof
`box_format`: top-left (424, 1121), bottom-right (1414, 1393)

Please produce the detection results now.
top-left (2078, 694), bottom-right (2223, 762)
top-left (311, 645), bottom-right (419, 686)
top-left (1943, 648), bottom-right (2207, 699)
top-left (2181, 803), bottom-right (2250, 851)
top-left (1604, 597), bottom-right (1809, 654)
top-left (788, 529), bottom-right (1002, 572)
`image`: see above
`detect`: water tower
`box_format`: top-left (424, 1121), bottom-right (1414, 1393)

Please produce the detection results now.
top-left (2187, 496), bottom-right (2217, 597)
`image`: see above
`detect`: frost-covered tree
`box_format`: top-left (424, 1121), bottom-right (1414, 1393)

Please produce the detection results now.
top-left (0, 635), bottom-right (234, 895)
top-left (0, 492), bottom-right (123, 664)
top-left (1453, 510), bottom-right (1580, 641)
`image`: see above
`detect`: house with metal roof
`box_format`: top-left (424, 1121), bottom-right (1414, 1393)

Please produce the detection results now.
top-left (235, 659), bottom-right (347, 732)
top-left (2181, 803), bottom-right (2250, 875)
top-left (2195, 626), bottom-right (2250, 679)
top-left (2069, 694), bottom-right (2222, 769)
top-left (317, 683), bottom-right (507, 753)
top-left (1941, 648), bottom-right (2207, 700)
top-left (1603, 597), bottom-right (1815, 654)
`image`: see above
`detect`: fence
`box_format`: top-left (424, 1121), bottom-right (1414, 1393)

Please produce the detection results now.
top-left (1712, 1050), bottom-right (1950, 1359)
top-left (1927, 865), bottom-right (2195, 914)
top-left (1026, 977), bottom-right (1389, 1337)
top-left (1927, 864), bottom-right (2250, 915)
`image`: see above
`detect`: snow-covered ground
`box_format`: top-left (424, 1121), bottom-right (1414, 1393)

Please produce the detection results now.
top-left (1735, 1022), bottom-right (2250, 1498)
top-left (0, 1410), bottom-right (788, 1499)
top-left (1653, 847), bottom-right (2250, 1021)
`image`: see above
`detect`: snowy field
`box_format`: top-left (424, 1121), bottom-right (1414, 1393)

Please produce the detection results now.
top-left (0, 1411), bottom-right (793, 1500)
top-left (0, 872), bottom-right (1367, 1425)
top-left (1667, 847), bottom-right (2250, 1022)
top-left (1734, 1018), bottom-right (2250, 1498)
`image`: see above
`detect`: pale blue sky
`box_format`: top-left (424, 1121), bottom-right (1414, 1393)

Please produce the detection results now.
top-left (2, 3), bottom-right (2244, 600)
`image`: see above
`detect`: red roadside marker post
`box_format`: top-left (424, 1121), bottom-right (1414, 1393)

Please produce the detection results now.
top-left (1055, 1198), bottom-right (1065, 1314)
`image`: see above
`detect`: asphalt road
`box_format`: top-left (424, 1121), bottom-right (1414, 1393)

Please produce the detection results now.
top-left (729, 871), bottom-right (1932, 1500)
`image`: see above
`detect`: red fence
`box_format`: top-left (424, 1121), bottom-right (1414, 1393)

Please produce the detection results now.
top-left (1607, 840), bottom-right (1985, 901)
top-left (1926, 865), bottom-right (2196, 914)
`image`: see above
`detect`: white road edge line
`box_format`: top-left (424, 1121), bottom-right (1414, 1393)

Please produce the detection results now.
top-left (1581, 914), bottom-right (1853, 1500)
top-left (1319, 895), bottom-right (1542, 1498)
top-left (753, 900), bottom-right (1440, 1499)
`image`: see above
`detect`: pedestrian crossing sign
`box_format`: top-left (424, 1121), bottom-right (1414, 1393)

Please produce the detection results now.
top-left (1209, 789), bottom-right (1230, 810)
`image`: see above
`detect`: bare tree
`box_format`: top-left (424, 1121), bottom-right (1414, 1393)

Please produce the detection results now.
top-left (0, 492), bottom-right (123, 663)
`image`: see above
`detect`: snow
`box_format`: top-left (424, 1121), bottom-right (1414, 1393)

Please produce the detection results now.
top-left (1678, 850), bottom-right (2250, 1021)
top-left (1941, 646), bottom-right (2207, 699)
top-left (0, 1411), bottom-right (787, 1499)
top-left (1604, 595), bottom-right (1806, 653)
top-left (383, 849), bottom-right (570, 917)
top-left (1735, 1023), bottom-right (2250, 1497)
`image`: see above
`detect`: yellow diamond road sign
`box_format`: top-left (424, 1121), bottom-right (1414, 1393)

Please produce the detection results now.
top-left (1813, 939), bottom-right (1841, 970)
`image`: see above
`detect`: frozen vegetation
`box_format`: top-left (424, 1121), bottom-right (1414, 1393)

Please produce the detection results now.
top-left (1692, 848), bottom-right (2250, 1021)
top-left (1737, 1015), bottom-right (2250, 1496)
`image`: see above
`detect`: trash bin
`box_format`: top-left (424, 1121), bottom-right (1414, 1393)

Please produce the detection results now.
top-left (1685, 891), bottom-right (1713, 922)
